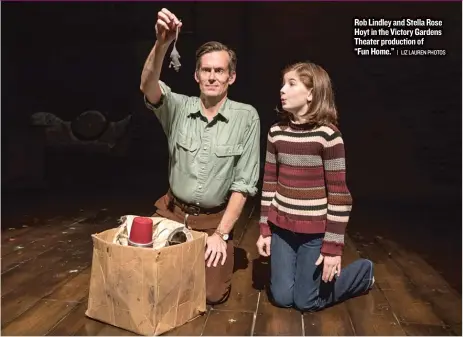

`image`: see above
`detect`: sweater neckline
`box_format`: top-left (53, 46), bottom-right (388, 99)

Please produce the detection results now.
top-left (288, 119), bottom-right (316, 131)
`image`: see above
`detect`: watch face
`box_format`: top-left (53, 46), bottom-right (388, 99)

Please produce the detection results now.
top-left (223, 233), bottom-right (229, 241)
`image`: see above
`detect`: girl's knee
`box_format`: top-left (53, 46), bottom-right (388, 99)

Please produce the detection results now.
top-left (360, 258), bottom-right (374, 276)
top-left (353, 258), bottom-right (374, 274)
top-left (269, 286), bottom-right (294, 308)
top-left (294, 297), bottom-right (321, 312)
top-left (361, 258), bottom-right (373, 268)
top-left (293, 285), bottom-right (322, 312)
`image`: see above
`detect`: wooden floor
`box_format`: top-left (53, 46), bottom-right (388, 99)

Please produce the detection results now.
top-left (1, 198), bottom-right (461, 336)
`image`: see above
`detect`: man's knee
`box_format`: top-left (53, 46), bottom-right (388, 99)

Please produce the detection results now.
top-left (206, 285), bottom-right (231, 305)
top-left (269, 285), bottom-right (293, 308)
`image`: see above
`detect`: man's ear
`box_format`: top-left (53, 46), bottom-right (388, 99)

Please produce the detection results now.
top-left (228, 71), bottom-right (236, 85)
top-left (194, 70), bottom-right (200, 83)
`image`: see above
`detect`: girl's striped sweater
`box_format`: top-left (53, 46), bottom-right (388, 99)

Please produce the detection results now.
top-left (259, 121), bottom-right (353, 256)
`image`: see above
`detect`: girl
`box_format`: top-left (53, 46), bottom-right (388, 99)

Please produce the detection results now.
top-left (256, 61), bottom-right (374, 311)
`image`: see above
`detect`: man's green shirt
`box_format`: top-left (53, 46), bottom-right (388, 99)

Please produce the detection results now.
top-left (145, 81), bottom-right (260, 208)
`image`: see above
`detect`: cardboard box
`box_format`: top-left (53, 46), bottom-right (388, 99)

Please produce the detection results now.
top-left (85, 228), bottom-right (207, 335)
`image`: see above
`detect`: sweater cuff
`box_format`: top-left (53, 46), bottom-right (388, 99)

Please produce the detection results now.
top-left (259, 222), bottom-right (272, 237)
top-left (321, 240), bottom-right (344, 256)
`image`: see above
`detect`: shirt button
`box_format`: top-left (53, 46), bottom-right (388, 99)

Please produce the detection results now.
top-left (202, 166), bottom-right (205, 170)
top-left (203, 147), bottom-right (207, 150)
top-left (198, 185), bottom-right (202, 190)
top-left (196, 202), bottom-right (200, 205)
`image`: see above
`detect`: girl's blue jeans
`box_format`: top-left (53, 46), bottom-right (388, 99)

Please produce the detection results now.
top-left (269, 225), bottom-right (374, 312)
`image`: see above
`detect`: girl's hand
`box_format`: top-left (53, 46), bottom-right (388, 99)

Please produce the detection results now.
top-left (315, 253), bottom-right (341, 282)
top-left (256, 235), bottom-right (272, 257)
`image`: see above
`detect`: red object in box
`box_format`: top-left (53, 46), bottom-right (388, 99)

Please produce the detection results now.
top-left (128, 217), bottom-right (153, 248)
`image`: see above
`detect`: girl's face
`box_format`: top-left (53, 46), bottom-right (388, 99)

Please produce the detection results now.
top-left (280, 70), bottom-right (312, 116)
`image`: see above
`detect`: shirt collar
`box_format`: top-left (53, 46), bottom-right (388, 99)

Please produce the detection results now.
top-left (188, 97), bottom-right (230, 122)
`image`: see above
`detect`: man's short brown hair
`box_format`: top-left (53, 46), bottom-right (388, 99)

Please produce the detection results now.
top-left (195, 41), bottom-right (237, 73)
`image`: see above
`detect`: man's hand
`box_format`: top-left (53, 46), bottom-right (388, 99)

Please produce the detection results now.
top-left (205, 233), bottom-right (227, 268)
top-left (315, 254), bottom-right (341, 282)
top-left (256, 235), bottom-right (272, 257)
top-left (155, 8), bottom-right (182, 46)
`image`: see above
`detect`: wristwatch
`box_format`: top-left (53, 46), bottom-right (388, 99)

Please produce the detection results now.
top-left (215, 229), bottom-right (229, 241)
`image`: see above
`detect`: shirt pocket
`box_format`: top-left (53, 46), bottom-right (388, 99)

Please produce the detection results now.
top-left (213, 144), bottom-right (244, 180)
top-left (175, 132), bottom-right (199, 173)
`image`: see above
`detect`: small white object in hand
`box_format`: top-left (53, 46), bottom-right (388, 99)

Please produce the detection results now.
top-left (169, 24), bottom-right (181, 72)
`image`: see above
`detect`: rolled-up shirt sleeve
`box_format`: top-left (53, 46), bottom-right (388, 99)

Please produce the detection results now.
top-left (144, 81), bottom-right (187, 137)
top-left (230, 115), bottom-right (260, 197)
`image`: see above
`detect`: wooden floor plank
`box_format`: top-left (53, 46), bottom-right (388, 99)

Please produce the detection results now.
top-left (1, 251), bottom-right (92, 327)
top-left (1, 209), bottom-right (102, 257)
top-left (95, 324), bottom-right (139, 336)
top-left (163, 309), bottom-right (211, 336)
top-left (398, 322), bottom-right (460, 336)
top-left (1, 265), bottom-right (91, 329)
top-left (1, 210), bottom-right (107, 274)
top-left (1, 221), bottom-right (100, 297)
top-left (351, 233), bottom-right (452, 336)
top-left (253, 289), bottom-right (303, 336)
top-left (1, 214), bottom-right (97, 273)
top-left (214, 216), bottom-right (261, 313)
top-left (3, 195), bottom-right (459, 337)
top-left (2, 299), bottom-right (81, 336)
top-left (2, 268), bottom-right (92, 335)
top-left (1, 246), bottom-right (66, 297)
top-left (376, 237), bottom-right (462, 335)
top-left (342, 237), bottom-right (406, 336)
top-left (303, 304), bottom-right (355, 336)
top-left (1, 215), bottom-right (60, 242)
top-left (1, 219), bottom-right (113, 327)
top-left (46, 300), bottom-right (109, 336)
top-left (202, 310), bottom-right (254, 336)
top-left (45, 267), bottom-right (92, 302)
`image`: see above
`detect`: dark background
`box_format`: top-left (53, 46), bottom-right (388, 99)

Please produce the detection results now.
top-left (2, 1), bottom-right (461, 291)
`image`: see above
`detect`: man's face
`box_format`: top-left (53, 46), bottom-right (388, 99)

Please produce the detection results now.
top-left (194, 51), bottom-right (236, 99)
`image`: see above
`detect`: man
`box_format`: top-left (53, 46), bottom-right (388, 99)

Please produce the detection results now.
top-left (140, 8), bottom-right (260, 305)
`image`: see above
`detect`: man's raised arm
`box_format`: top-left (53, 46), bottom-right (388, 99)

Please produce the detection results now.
top-left (140, 8), bottom-right (182, 104)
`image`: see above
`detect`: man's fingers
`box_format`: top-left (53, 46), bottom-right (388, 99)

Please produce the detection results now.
top-left (161, 8), bottom-right (181, 25)
top-left (221, 249), bottom-right (227, 265)
top-left (160, 8), bottom-right (173, 19)
top-left (158, 12), bottom-right (171, 25)
top-left (156, 19), bottom-right (170, 32)
top-left (204, 247), bottom-right (211, 260)
top-left (161, 8), bottom-right (175, 21)
top-left (212, 251), bottom-right (221, 267)
top-left (207, 251), bottom-right (217, 267)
